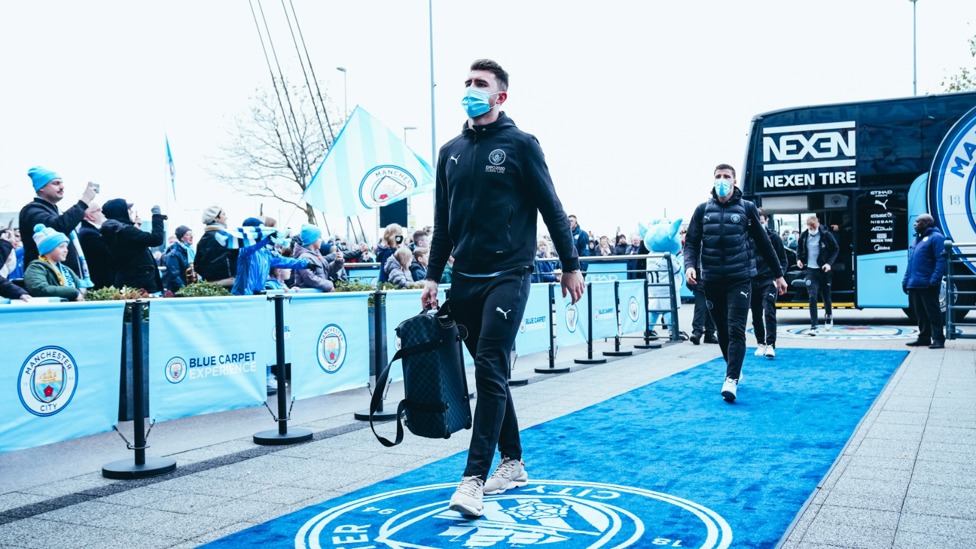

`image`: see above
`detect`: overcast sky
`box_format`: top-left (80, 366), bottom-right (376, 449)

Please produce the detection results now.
top-left (1, 0), bottom-right (973, 241)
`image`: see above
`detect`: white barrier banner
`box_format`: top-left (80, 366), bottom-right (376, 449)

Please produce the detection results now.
top-left (288, 292), bottom-right (370, 400)
top-left (149, 297), bottom-right (267, 421)
top-left (1, 301), bottom-right (125, 453)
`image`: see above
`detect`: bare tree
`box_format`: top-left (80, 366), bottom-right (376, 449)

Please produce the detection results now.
top-left (210, 79), bottom-right (340, 225)
top-left (942, 34), bottom-right (976, 92)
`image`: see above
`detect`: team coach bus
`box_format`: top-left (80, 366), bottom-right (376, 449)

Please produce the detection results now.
top-left (740, 91), bottom-right (976, 320)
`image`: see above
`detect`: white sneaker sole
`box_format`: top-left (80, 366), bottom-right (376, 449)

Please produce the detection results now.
top-left (449, 500), bottom-right (483, 517)
top-left (484, 474), bottom-right (528, 495)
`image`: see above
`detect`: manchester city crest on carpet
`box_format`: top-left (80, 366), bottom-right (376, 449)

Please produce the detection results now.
top-left (164, 356), bottom-right (188, 384)
top-left (359, 165), bottom-right (417, 209)
top-left (317, 324), bottom-right (347, 373)
top-left (296, 481), bottom-right (731, 548)
top-left (18, 346), bottom-right (78, 417)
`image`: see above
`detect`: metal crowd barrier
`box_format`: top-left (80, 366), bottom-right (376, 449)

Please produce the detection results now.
top-left (2, 254), bottom-right (682, 459)
top-left (944, 240), bottom-right (976, 339)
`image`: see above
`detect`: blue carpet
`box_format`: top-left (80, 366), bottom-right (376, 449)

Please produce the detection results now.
top-left (206, 348), bottom-right (906, 548)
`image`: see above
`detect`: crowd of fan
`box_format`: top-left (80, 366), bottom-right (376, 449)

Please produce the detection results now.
top-left (0, 167), bottom-right (449, 303)
top-left (0, 167), bottom-right (654, 304)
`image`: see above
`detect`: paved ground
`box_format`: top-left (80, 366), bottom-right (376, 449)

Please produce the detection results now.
top-left (0, 305), bottom-right (974, 548)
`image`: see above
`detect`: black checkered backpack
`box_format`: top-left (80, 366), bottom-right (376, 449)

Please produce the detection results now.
top-left (369, 303), bottom-right (472, 447)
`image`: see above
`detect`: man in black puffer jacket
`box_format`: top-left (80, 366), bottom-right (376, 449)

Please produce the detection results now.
top-left (684, 164), bottom-right (787, 403)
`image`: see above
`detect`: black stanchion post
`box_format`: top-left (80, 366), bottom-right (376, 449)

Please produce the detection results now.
top-left (254, 294), bottom-right (312, 445)
top-left (575, 283), bottom-right (606, 364)
top-left (666, 253), bottom-right (681, 342)
top-left (355, 291), bottom-right (398, 421)
top-left (634, 255), bottom-right (662, 350)
top-left (604, 279), bottom-right (633, 357)
top-left (103, 300), bottom-right (177, 479)
top-left (536, 283), bottom-right (569, 374)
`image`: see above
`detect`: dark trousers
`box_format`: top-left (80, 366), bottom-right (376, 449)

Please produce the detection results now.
top-left (750, 277), bottom-right (778, 346)
top-left (704, 279), bottom-right (751, 380)
top-left (909, 287), bottom-right (945, 344)
top-left (450, 267), bottom-right (531, 481)
top-left (691, 284), bottom-right (716, 337)
top-left (804, 268), bottom-right (832, 325)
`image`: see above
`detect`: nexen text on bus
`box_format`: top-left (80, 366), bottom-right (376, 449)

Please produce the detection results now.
top-left (763, 171), bottom-right (857, 189)
top-left (761, 121), bottom-right (856, 171)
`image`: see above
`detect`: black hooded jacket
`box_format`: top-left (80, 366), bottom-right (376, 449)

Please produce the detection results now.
top-left (100, 198), bottom-right (165, 293)
top-left (427, 113), bottom-right (579, 281)
top-left (683, 187), bottom-right (784, 283)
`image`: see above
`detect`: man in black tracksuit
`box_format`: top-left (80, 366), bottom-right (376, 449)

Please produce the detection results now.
top-left (423, 59), bottom-right (584, 518)
top-left (751, 209), bottom-right (788, 358)
top-left (796, 215), bottom-right (839, 332)
top-left (684, 164), bottom-right (787, 403)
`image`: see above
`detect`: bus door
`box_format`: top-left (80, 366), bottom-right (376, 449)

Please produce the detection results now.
top-left (854, 188), bottom-right (909, 308)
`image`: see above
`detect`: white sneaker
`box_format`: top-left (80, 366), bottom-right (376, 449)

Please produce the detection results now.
top-left (754, 344), bottom-right (766, 357)
top-left (449, 476), bottom-right (484, 517)
top-left (721, 377), bottom-right (738, 402)
top-left (808, 326), bottom-right (818, 336)
top-left (764, 345), bottom-right (776, 358)
top-left (484, 457), bottom-right (528, 495)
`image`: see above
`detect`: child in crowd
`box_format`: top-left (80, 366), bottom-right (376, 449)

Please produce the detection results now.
top-left (265, 266), bottom-right (295, 292)
top-left (384, 245), bottom-right (414, 288)
top-left (24, 224), bottom-right (83, 301)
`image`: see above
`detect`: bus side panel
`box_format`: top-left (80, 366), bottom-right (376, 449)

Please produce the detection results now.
top-left (855, 251), bottom-right (909, 308)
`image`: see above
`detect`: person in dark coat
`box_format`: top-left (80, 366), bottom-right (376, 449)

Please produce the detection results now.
top-left (195, 205), bottom-right (238, 287)
top-left (99, 199), bottom-right (165, 294)
top-left (77, 202), bottom-right (115, 290)
top-left (684, 163), bottom-right (787, 403)
top-left (796, 214), bottom-right (840, 331)
top-left (162, 225), bottom-right (195, 293)
top-left (902, 214), bottom-right (947, 349)
top-left (19, 166), bottom-right (97, 281)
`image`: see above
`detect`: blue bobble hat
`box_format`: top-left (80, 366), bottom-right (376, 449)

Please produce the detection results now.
top-left (242, 217), bottom-right (263, 227)
top-left (27, 166), bottom-right (61, 193)
top-left (33, 224), bottom-right (69, 256)
top-left (300, 224), bottom-right (322, 246)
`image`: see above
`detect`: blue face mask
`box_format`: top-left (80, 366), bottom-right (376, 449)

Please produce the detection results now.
top-left (714, 179), bottom-right (732, 198)
top-left (461, 87), bottom-right (494, 118)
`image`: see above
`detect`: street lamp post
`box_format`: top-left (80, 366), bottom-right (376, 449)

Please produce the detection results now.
top-left (336, 66), bottom-right (348, 118)
top-left (910, 0), bottom-right (918, 96)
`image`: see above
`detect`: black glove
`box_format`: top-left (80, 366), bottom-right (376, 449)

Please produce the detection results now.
top-left (305, 261), bottom-right (316, 271)
top-left (902, 283), bottom-right (908, 294)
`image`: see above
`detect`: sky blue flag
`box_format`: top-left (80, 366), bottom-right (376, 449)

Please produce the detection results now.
top-left (302, 106), bottom-right (434, 216)
top-left (165, 134), bottom-right (176, 200)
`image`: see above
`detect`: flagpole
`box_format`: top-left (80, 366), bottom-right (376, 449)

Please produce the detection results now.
top-left (428, 0), bottom-right (437, 166)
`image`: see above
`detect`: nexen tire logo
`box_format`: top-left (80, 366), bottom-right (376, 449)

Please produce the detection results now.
top-left (762, 121), bottom-right (856, 171)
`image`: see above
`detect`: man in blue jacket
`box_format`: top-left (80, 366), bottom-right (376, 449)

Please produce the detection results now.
top-left (422, 58), bottom-right (585, 518)
top-left (903, 214), bottom-right (946, 349)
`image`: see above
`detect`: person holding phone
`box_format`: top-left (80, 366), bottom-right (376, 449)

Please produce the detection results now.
top-left (19, 166), bottom-right (97, 282)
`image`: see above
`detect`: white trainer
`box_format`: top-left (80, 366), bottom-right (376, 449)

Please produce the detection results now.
top-left (764, 345), bottom-right (776, 358)
top-left (754, 344), bottom-right (766, 357)
top-left (721, 377), bottom-right (738, 402)
top-left (484, 457), bottom-right (528, 495)
top-left (449, 476), bottom-right (484, 517)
